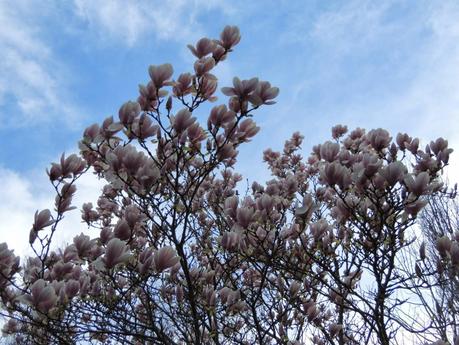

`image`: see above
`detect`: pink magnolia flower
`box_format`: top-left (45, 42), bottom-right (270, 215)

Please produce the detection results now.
top-left (221, 77), bottom-right (259, 98)
top-left (81, 202), bottom-right (99, 224)
top-left (248, 81), bottom-right (279, 106)
top-left (173, 73), bottom-right (192, 97)
top-left (404, 171), bottom-right (430, 196)
top-left (366, 128), bottom-right (391, 151)
top-left (404, 199), bottom-right (428, 216)
top-left (131, 114), bottom-right (159, 140)
top-left (436, 236), bottom-right (452, 257)
top-left (331, 124), bottom-right (348, 139)
top-left (236, 207), bottom-right (254, 228)
top-left (306, 303), bottom-right (319, 322)
top-left (187, 37), bottom-right (215, 58)
top-left (329, 323), bottom-right (343, 338)
top-left (396, 132), bottom-right (413, 150)
top-left (154, 246), bottom-right (180, 273)
top-left (172, 109), bottom-right (196, 133)
top-left (73, 233), bottom-right (95, 259)
top-left (429, 137), bottom-right (448, 155)
top-left (0, 243), bottom-right (20, 284)
top-left (83, 123), bottom-right (101, 142)
top-left (208, 105), bottom-right (235, 128)
top-left (450, 242), bottom-right (459, 267)
top-left (148, 63), bottom-right (173, 88)
top-left (64, 279), bottom-right (80, 299)
top-left (380, 161), bottom-right (406, 186)
top-left (32, 209), bottom-right (54, 232)
top-left (119, 101), bottom-right (141, 126)
top-left (24, 279), bottom-right (58, 313)
top-left (137, 247), bottom-right (154, 275)
top-left (221, 231), bottom-right (241, 251)
top-left (219, 25), bottom-right (241, 50)
top-left (114, 219), bottom-right (131, 241)
top-left (320, 141), bottom-right (340, 162)
top-left (237, 118), bottom-right (260, 141)
top-left (194, 57), bottom-right (215, 76)
top-left (103, 238), bottom-right (130, 269)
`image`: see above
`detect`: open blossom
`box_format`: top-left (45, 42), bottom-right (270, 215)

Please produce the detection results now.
top-left (396, 132), bottom-right (413, 150)
top-left (329, 324), bottom-right (343, 338)
top-left (148, 63), bottom-right (173, 88)
top-left (81, 202), bottom-right (99, 224)
top-left (64, 279), bottom-right (80, 299)
top-left (0, 243), bottom-right (20, 287)
top-left (73, 233), bottom-right (95, 259)
top-left (320, 141), bottom-right (340, 162)
top-left (137, 247), bottom-right (154, 275)
top-left (194, 57), bottom-right (215, 76)
top-left (131, 114), bottom-right (159, 139)
top-left (331, 124), bottom-right (348, 139)
top-left (60, 153), bottom-right (86, 178)
top-left (138, 82), bottom-right (160, 111)
top-left (295, 194), bottom-right (315, 219)
top-left (47, 153), bottom-right (86, 180)
top-left (436, 236), bottom-right (452, 257)
top-left (154, 247), bottom-right (180, 273)
top-left (171, 109), bottom-right (196, 133)
top-left (119, 101), bottom-right (141, 126)
top-left (404, 171), bottom-right (431, 196)
top-left (380, 161), bottom-right (406, 186)
top-left (429, 137), bottom-right (448, 155)
top-left (404, 199), bottom-right (428, 216)
top-left (320, 162), bottom-right (351, 189)
top-left (366, 128), bottom-right (391, 151)
top-left (450, 242), bottom-right (459, 267)
top-left (219, 287), bottom-right (240, 305)
top-left (248, 81), bottom-right (280, 106)
top-left (30, 209), bottom-right (54, 244)
top-left (114, 219), bottom-right (131, 241)
top-left (236, 207), bottom-right (254, 228)
top-left (103, 238), bottom-right (130, 269)
top-left (221, 231), bottom-right (241, 251)
top-left (23, 279), bottom-right (58, 313)
top-left (221, 77), bottom-right (259, 98)
top-left (219, 25), bottom-right (241, 49)
top-left (173, 73), bottom-right (192, 97)
top-left (208, 105), bottom-right (235, 128)
top-left (188, 37), bottom-right (215, 59)
top-left (31, 209), bottom-right (54, 232)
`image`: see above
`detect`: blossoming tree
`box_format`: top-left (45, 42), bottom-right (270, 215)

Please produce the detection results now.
top-left (0, 26), bottom-right (457, 345)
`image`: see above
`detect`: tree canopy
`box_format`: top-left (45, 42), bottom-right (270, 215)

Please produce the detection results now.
top-left (0, 26), bottom-right (457, 345)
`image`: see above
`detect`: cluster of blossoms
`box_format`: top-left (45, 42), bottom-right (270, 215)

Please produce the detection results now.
top-left (0, 26), bottom-right (456, 345)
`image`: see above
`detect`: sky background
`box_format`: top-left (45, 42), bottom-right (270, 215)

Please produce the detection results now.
top-left (1, 0), bottom-right (458, 256)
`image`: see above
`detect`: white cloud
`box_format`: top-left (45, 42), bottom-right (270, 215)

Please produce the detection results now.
top-left (0, 2), bottom-right (83, 127)
top-left (73, 0), bottom-right (235, 46)
top-left (0, 168), bottom-right (44, 256)
top-left (0, 166), bottom-right (105, 259)
top-left (310, 1), bottom-right (394, 52)
top-left (275, 0), bottom-right (459, 184)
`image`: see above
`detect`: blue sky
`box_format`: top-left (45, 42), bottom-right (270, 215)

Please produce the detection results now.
top-left (1, 0), bottom-right (458, 255)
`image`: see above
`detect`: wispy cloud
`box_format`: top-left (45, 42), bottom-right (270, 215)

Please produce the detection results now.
top-left (310, 1), bottom-right (398, 52)
top-left (265, 0), bottom-right (459, 182)
top-left (0, 2), bottom-right (83, 127)
top-left (73, 0), bottom-right (235, 47)
top-left (0, 165), bottom-right (105, 257)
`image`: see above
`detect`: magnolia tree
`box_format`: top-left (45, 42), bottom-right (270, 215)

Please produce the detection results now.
top-left (408, 189), bottom-right (459, 343)
top-left (0, 26), bottom-right (457, 345)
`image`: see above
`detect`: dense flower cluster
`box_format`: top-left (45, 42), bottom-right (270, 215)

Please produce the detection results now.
top-left (0, 26), bottom-right (456, 345)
